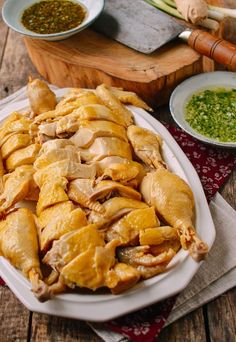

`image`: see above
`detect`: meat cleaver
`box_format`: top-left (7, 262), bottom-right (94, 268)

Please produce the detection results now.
top-left (93, 0), bottom-right (236, 69)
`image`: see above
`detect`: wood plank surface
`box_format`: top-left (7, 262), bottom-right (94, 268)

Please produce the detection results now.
top-left (0, 1), bottom-right (235, 342)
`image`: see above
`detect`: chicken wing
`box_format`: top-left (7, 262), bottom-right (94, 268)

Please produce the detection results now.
top-left (27, 78), bottom-right (57, 116)
top-left (95, 84), bottom-right (133, 127)
top-left (127, 125), bottom-right (166, 169)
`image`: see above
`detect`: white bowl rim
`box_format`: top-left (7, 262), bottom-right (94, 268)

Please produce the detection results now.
top-left (2, 0), bottom-right (105, 38)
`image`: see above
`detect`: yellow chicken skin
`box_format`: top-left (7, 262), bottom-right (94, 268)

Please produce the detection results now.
top-left (106, 207), bottom-right (160, 245)
top-left (56, 90), bottom-right (101, 109)
top-left (34, 147), bottom-right (80, 169)
top-left (127, 125), bottom-right (166, 169)
top-left (57, 104), bottom-right (127, 134)
top-left (0, 165), bottom-right (37, 214)
top-left (0, 208), bottom-right (49, 301)
top-left (95, 84), bottom-right (133, 127)
top-left (27, 78), bottom-right (57, 116)
top-left (140, 168), bottom-right (208, 261)
top-left (110, 87), bottom-right (153, 112)
top-left (36, 200), bottom-right (75, 231)
top-left (0, 116), bottom-right (33, 144)
top-left (40, 208), bottom-right (87, 252)
top-left (43, 224), bottom-right (105, 270)
top-left (0, 152), bottom-right (4, 178)
top-left (111, 262), bottom-right (140, 294)
top-left (36, 176), bottom-right (69, 215)
top-left (34, 160), bottom-right (96, 188)
top-left (61, 240), bottom-right (119, 291)
top-left (1, 133), bottom-right (31, 159)
top-left (6, 143), bottom-right (40, 172)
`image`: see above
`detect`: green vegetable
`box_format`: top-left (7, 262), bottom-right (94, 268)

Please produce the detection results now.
top-left (144, 0), bottom-right (219, 30)
top-left (185, 88), bottom-right (236, 142)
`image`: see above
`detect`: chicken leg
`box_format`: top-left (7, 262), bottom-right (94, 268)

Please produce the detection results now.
top-left (140, 168), bottom-right (208, 261)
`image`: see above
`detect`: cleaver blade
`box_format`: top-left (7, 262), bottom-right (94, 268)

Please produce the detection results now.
top-left (92, 0), bottom-right (184, 54)
top-left (93, 0), bottom-right (236, 69)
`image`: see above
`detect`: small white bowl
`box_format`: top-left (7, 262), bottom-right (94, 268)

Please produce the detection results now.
top-left (169, 71), bottom-right (236, 148)
top-left (2, 0), bottom-right (104, 41)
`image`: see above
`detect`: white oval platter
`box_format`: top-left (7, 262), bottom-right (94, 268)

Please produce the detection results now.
top-left (0, 88), bottom-right (215, 322)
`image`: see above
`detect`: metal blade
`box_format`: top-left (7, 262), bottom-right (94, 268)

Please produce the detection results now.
top-left (92, 0), bottom-right (185, 54)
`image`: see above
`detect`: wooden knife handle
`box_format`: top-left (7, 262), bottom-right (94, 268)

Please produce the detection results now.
top-left (188, 30), bottom-right (236, 70)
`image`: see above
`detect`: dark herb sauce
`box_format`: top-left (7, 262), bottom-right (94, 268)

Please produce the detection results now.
top-left (21, 0), bottom-right (86, 34)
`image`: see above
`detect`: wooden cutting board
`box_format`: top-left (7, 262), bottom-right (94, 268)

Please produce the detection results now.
top-left (24, 0), bottom-right (225, 106)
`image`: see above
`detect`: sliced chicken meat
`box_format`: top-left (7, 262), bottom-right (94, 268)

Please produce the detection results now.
top-left (36, 176), bottom-right (69, 215)
top-left (34, 147), bottom-right (80, 169)
top-left (36, 200), bottom-right (75, 231)
top-left (79, 137), bottom-right (132, 162)
top-left (0, 165), bottom-right (37, 214)
top-left (40, 207), bottom-right (87, 252)
top-left (106, 207), bottom-right (159, 245)
top-left (1, 133), bottom-right (31, 159)
top-left (90, 180), bottom-right (141, 201)
top-left (68, 179), bottom-right (105, 213)
top-left (88, 197), bottom-right (148, 228)
top-left (34, 159), bottom-right (96, 187)
top-left (70, 120), bottom-right (128, 148)
top-left (39, 138), bottom-right (74, 155)
top-left (5, 144), bottom-right (40, 171)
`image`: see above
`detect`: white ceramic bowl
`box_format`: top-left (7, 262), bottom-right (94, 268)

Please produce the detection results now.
top-left (2, 0), bottom-right (104, 41)
top-left (169, 71), bottom-right (236, 148)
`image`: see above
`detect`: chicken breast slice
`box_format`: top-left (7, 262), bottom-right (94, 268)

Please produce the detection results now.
top-left (70, 120), bottom-right (128, 148)
top-left (79, 137), bottom-right (132, 162)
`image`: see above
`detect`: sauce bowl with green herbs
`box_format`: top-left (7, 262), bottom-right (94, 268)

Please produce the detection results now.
top-left (2, 0), bottom-right (104, 41)
top-left (170, 71), bottom-right (236, 148)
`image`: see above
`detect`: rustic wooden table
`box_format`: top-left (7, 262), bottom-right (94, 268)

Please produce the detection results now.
top-left (0, 1), bottom-right (235, 341)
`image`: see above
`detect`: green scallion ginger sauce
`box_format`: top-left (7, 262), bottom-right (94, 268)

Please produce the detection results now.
top-left (185, 88), bottom-right (236, 142)
top-left (21, 0), bottom-right (86, 34)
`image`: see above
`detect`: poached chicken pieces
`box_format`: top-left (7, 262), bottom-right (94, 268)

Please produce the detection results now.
top-left (0, 79), bottom-right (208, 301)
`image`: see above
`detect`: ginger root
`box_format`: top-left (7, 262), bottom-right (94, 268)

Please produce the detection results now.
top-left (175, 0), bottom-right (208, 24)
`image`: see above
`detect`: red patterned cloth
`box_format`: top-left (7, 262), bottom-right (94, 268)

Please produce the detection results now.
top-left (0, 125), bottom-right (235, 341)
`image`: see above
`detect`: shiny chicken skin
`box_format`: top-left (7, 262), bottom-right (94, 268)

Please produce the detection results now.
top-left (127, 125), bottom-right (166, 169)
top-left (27, 78), bottom-right (57, 116)
top-left (0, 165), bottom-right (37, 214)
top-left (0, 208), bottom-right (49, 301)
top-left (140, 168), bottom-right (208, 261)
